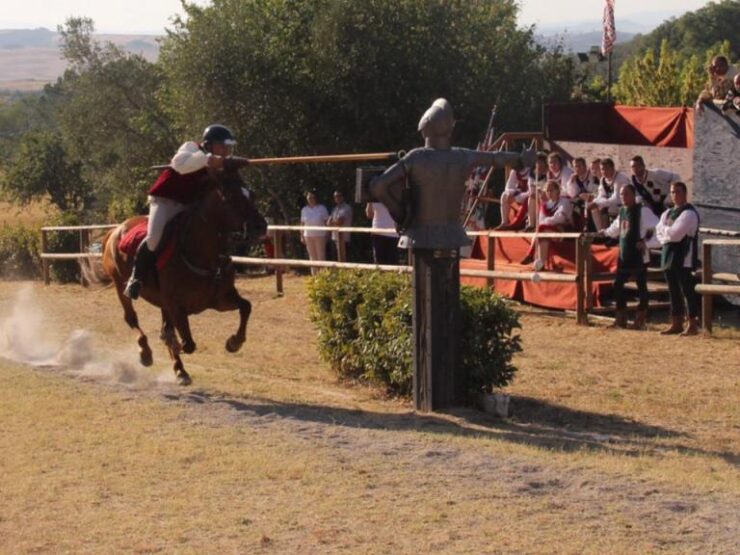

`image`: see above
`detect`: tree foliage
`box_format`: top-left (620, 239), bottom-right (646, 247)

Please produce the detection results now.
top-left (613, 39), bottom-right (732, 107)
top-left (2, 130), bottom-right (91, 212)
top-left (159, 0), bottom-right (575, 221)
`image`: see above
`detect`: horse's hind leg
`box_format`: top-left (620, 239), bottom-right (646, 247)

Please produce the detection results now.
top-left (114, 280), bottom-right (153, 367)
top-left (161, 310), bottom-right (191, 386)
top-left (215, 286), bottom-right (251, 353)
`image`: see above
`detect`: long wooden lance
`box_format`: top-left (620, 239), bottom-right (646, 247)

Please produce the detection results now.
top-left (151, 151), bottom-right (402, 170)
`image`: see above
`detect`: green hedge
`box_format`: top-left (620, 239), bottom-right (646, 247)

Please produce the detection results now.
top-left (0, 224), bottom-right (41, 279)
top-left (307, 270), bottom-right (521, 402)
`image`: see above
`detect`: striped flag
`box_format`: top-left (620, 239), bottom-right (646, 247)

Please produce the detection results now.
top-left (602, 0), bottom-right (616, 55)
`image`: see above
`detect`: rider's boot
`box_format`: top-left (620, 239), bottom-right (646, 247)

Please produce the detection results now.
top-left (124, 241), bottom-right (155, 300)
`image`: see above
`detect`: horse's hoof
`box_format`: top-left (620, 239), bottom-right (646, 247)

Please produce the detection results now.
top-left (225, 335), bottom-right (243, 353)
top-left (176, 372), bottom-right (192, 386)
top-left (182, 340), bottom-right (196, 354)
top-left (139, 350), bottom-right (153, 367)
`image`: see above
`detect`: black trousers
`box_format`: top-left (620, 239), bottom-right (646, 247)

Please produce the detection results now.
top-left (372, 235), bottom-right (399, 265)
top-left (665, 267), bottom-right (699, 318)
top-left (613, 265), bottom-right (648, 310)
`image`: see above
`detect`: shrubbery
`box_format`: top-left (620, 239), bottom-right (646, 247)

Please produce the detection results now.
top-left (45, 212), bottom-right (83, 283)
top-left (0, 224), bottom-right (41, 279)
top-left (307, 270), bottom-right (521, 402)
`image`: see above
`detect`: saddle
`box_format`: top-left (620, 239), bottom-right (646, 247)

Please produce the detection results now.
top-left (118, 215), bottom-right (185, 271)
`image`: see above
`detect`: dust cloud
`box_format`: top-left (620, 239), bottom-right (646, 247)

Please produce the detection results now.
top-left (0, 286), bottom-right (174, 386)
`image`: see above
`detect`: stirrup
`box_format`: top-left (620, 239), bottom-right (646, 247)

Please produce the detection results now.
top-left (123, 278), bottom-right (142, 300)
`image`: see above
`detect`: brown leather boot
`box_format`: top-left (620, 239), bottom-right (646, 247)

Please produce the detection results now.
top-left (660, 315), bottom-right (684, 335)
top-left (631, 309), bottom-right (647, 330)
top-left (610, 309), bottom-right (628, 329)
top-left (680, 317), bottom-right (699, 336)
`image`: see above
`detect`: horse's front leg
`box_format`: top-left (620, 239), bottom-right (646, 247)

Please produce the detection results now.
top-left (161, 310), bottom-right (191, 386)
top-left (170, 307), bottom-right (196, 354)
top-left (215, 286), bottom-right (251, 353)
top-left (114, 279), bottom-right (153, 367)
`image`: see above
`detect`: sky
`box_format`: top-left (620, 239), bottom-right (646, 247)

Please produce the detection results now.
top-left (0, 0), bottom-right (715, 35)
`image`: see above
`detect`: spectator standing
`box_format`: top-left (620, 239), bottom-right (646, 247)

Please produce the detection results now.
top-left (695, 55), bottom-right (738, 111)
top-left (587, 158), bottom-right (630, 231)
top-left (656, 182), bottom-right (701, 336)
top-left (629, 155), bottom-right (681, 217)
top-left (601, 184), bottom-right (659, 329)
top-left (300, 190), bottom-right (329, 275)
top-left (327, 190), bottom-right (353, 261)
top-left (366, 202), bottom-right (399, 265)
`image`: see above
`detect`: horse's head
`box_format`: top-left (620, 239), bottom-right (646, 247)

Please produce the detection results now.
top-left (218, 170), bottom-right (268, 243)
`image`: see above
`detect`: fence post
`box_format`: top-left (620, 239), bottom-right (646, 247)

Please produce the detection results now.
top-left (575, 235), bottom-right (587, 325)
top-left (486, 234), bottom-right (496, 290)
top-left (273, 229), bottom-right (284, 296)
top-left (585, 235), bottom-right (594, 312)
top-left (79, 228), bottom-right (90, 287)
top-left (337, 232), bottom-right (347, 262)
top-left (702, 242), bottom-right (712, 334)
top-left (41, 229), bottom-right (50, 285)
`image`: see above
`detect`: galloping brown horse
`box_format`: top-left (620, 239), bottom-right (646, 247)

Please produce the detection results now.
top-left (102, 170), bottom-right (267, 385)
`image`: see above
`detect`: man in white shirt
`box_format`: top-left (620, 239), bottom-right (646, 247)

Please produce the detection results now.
top-left (629, 155), bottom-right (681, 217)
top-left (587, 158), bottom-right (630, 231)
top-left (366, 202), bottom-right (399, 265)
top-left (300, 190), bottom-right (329, 275)
top-left (524, 152), bottom-right (549, 231)
top-left (565, 157), bottom-right (597, 231)
top-left (497, 166), bottom-right (531, 230)
top-left (601, 184), bottom-right (660, 329)
top-left (656, 182), bottom-right (701, 336)
top-left (327, 190), bottom-right (353, 261)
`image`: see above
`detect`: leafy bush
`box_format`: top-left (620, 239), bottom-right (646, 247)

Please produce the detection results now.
top-left (307, 270), bottom-right (521, 402)
top-left (0, 224), bottom-right (41, 280)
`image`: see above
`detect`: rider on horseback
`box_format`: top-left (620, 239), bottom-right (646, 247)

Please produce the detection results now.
top-left (124, 124), bottom-right (244, 300)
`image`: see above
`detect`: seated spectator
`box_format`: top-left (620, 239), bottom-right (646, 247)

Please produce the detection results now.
top-left (600, 184), bottom-right (659, 330)
top-left (546, 152), bottom-right (574, 190)
top-left (521, 180), bottom-right (573, 269)
top-left (629, 155), bottom-right (681, 217)
top-left (587, 158), bottom-right (630, 231)
top-left (656, 182), bottom-right (701, 336)
top-left (366, 202), bottom-right (399, 265)
top-left (524, 152), bottom-right (549, 232)
top-left (695, 55), bottom-right (738, 111)
top-left (496, 165), bottom-right (531, 230)
top-left (327, 190), bottom-right (353, 261)
top-left (565, 157), bottom-right (597, 231)
top-left (300, 190), bottom-right (329, 275)
top-left (721, 73), bottom-right (740, 115)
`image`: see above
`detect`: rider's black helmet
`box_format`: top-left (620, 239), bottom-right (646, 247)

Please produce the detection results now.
top-left (202, 124), bottom-right (237, 151)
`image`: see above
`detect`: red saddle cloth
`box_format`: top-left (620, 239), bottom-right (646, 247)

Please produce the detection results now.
top-left (118, 219), bottom-right (177, 271)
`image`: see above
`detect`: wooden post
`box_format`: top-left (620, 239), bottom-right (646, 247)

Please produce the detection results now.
top-left (702, 241), bottom-right (712, 334)
top-left (273, 229), bottom-right (284, 296)
top-left (41, 229), bottom-right (50, 285)
top-left (575, 235), bottom-right (587, 325)
top-left (412, 249), bottom-right (460, 412)
top-left (337, 233), bottom-right (347, 262)
top-left (79, 229), bottom-right (90, 287)
top-left (585, 236), bottom-right (594, 312)
top-left (486, 235), bottom-right (496, 290)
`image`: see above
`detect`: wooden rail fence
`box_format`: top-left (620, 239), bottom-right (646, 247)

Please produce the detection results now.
top-left (39, 224), bottom-right (738, 330)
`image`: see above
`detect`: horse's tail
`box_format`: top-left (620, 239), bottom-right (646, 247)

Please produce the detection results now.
top-left (80, 228), bottom-right (116, 287)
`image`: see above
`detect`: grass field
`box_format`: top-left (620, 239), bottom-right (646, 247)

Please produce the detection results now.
top-left (0, 276), bottom-right (738, 554)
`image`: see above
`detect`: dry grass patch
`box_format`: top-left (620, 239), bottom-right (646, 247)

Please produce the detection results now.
top-left (0, 276), bottom-right (738, 553)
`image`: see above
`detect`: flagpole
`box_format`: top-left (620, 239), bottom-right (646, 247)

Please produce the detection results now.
top-left (607, 51), bottom-right (613, 103)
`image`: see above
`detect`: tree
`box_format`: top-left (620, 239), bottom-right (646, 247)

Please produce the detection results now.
top-left (159, 0), bottom-right (576, 222)
top-left (2, 130), bottom-right (91, 212)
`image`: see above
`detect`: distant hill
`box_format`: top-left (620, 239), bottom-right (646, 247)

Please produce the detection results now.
top-left (536, 30), bottom-right (636, 54)
top-left (0, 27), bottom-right (159, 91)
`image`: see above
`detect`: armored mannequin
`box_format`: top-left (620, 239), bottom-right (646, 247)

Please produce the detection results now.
top-left (369, 98), bottom-right (535, 250)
